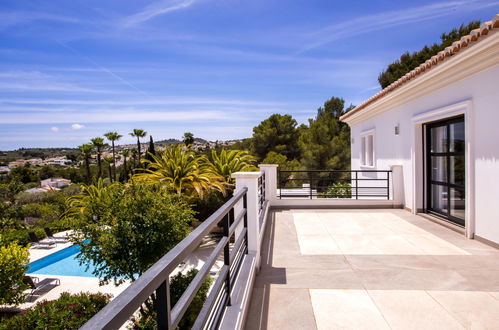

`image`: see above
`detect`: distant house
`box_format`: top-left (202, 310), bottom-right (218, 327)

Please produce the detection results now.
top-left (0, 166), bottom-right (10, 174)
top-left (8, 160), bottom-right (25, 168)
top-left (25, 158), bottom-right (44, 166)
top-left (340, 16), bottom-right (499, 245)
top-left (44, 157), bottom-right (71, 166)
top-left (40, 178), bottom-right (71, 188)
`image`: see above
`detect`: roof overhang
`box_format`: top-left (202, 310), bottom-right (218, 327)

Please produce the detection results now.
top-left (341, 14), bottom-right (499, 126)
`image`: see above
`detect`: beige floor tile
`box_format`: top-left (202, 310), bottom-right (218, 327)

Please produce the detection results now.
top-left (401, 233), bottom-right (470, 255)
top-left (296, 234), bottom-right (342, 255)
top-left (255, 268), bottom-right (364, 290)
top-left (428, 290), bottom-right (499, 329)
top-left (359, 269), bottom-right (473, 291)
top-left (456, 270), bottom-right (499, 291)
top-left (246, 288), bottom-right (317, 330)
top-left (368, 290), bottom-right (464, 330)
top-left (332, 234), bottom-right (384, 255)
top-left (310, 289), bottom-right (389, 330)
top-left (346, 254), bottom-right (446, 271)
top-left (366, 234), bottom-right (425, 255)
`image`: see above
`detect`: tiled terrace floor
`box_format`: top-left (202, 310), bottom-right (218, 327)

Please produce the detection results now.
top-left (245, 209), bottom-right (499, 330)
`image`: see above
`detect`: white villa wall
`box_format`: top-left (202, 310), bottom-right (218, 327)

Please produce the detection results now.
top-left (349, 65), bottom-right (499, 243)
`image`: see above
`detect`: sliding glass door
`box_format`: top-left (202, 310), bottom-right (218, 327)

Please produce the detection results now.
top-left (426, 116), bottom-right (465, 226)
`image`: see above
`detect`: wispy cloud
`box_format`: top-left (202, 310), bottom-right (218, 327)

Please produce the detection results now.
top-left (71, 124), bottom-right (85, 130)
top-left (299, 0), bottom-right (498, 52)
top-left (121, 0), bottom-right (195, 28)
top-left (0, 71), bottom-right (115, 93)
top-left (50, 126), bottom-right (59, 132)
top-left (0, 109), bottom-right (228, 124)
top-left (0, 11), bottom-right (81, 30)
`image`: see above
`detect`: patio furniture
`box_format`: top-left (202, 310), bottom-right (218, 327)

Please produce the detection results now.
top-left (28, 232), bottom-right (56, 249)
top-left (23, 276), bottom-right (60, 298)
top-left (44, 227), bottom-right (68, 242)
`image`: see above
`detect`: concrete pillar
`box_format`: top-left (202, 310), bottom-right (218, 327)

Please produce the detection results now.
top-left (390, 165), bottom-right (404, 208)
top-left (232, 171), bottom-right (262, 257)
top-left (258, 164), bottom-right (278, 204)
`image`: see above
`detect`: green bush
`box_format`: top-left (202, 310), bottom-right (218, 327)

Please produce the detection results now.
top-left (131, 269), bottom-right (212, 330)
top-left (0, 243), bottom-right (29, 306)
top-left (0, 292), bottom-right (111, 330)
top-left (326, 182), bottom-right (352, 198)
top-left (1, 227), bottom-right (46, 247)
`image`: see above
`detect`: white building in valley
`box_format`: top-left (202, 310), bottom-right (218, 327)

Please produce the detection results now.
top-left (40, 177), bottom-right (71, 189)
top-left (341, 15), bottom-right (499, 245)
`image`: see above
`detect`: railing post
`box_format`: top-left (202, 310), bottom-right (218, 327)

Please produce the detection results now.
top-left (259, 164), bottom-right (278, 204)
top-left (232, 171), bottom-right (262, 267)
top-left (390, 165), bottom-right (404, 207)
top-left (355, 171), bottom-right (358, 200)
top-left (223, 213), bottom-right (231, 306)
top-left (156, 280), bottom-right (171, 330)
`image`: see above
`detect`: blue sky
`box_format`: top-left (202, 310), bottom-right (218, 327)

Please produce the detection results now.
top-left (0, 0), bottom-right (498, 150)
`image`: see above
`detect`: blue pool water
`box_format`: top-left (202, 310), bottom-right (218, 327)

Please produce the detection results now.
top-left (27, 244), bottom-right (98, 278)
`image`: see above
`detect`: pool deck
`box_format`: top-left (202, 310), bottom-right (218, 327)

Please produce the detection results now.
top-left (18, 232), bottom-right (223, 312)
top-left (18, 232), bottom-right (130, 311)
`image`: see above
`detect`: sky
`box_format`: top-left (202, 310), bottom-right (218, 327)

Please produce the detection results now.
top-left (0, 0), bottom-right (498, 150)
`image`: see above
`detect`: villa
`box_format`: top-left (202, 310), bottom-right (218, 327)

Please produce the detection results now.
top-left (62, 13), bottom-right (499, 330)
top-left (341, 14), bottom-right (499, 246)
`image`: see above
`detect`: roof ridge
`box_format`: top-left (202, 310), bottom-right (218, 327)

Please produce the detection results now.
top-left (340, 13), bottom-right (499, 121)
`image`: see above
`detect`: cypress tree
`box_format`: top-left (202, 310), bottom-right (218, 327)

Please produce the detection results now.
top-left (145, 135), bottom-right (156, 162)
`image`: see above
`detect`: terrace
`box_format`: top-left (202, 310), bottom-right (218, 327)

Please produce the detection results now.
top-left (81, 165), bottom-right (499, 329)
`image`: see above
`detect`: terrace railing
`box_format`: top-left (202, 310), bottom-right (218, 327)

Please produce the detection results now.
top-left (277, 169), bottom-right (392, 200)
top-left (81, 187), bottom-right (249, 330)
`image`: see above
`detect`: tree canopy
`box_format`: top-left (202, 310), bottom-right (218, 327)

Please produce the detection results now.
top-left (251, 114), bottom-right (300, 161)
top-left (378, 21), bottom-right (481, 88)
top-left (298, 97), bottom-right (351, 170)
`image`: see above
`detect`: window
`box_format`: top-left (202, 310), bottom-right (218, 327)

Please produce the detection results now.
top-left (360, 131), bottom-right (375, 167)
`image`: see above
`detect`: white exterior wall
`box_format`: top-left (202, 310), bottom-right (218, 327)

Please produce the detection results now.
top-left (349, 65), bottom-right (499, 244)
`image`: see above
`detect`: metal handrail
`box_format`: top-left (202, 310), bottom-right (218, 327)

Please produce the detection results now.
top-left (278, 169), bottom-right (392, 200)
top-left (81, 187), bottom-right (249, 330)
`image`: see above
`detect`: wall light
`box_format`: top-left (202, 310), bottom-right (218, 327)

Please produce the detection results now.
top-left (394, 124), bottom-right (400, 135)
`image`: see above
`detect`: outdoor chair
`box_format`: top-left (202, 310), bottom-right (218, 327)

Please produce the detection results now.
top-left (23, 276), bottom-right (60, 299)
top-left (28, 232), bottom-right (56, 248)
top-left (44, 227), bottom-right (68, 243)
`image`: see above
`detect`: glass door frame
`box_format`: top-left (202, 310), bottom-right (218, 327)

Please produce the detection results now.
top-left (424, 115), bottom-right (465, 227)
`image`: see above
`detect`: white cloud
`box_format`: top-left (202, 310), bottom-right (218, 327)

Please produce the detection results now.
top-left (71, 123), bottom-right (85, 130)
top-left (50, 126), bottom-right (59, 132)
top-left (121, 0), bottom-right (195, 27)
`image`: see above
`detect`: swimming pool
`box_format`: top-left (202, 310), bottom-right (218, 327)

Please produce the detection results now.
top-left (27, 244), bottom-right (98, 278)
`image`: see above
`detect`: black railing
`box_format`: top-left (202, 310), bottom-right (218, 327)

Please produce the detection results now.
top-left (81, 188), bottom-right (249, 330)
top-left (277, 170), bottom-right (391, 200)
top-left (257, 172), bottom-right (265, 214)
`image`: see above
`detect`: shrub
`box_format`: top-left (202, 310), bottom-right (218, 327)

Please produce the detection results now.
top-left (0, 292), bottom-right (111, 330)
top-left (0, 243), bottom-right (29, 306)
top-left (326, 182), bottom-right (352, 198)
top-left (71, 182), bottom-right (194, 284)
top-left (130, 269), bottom-right (212, 330)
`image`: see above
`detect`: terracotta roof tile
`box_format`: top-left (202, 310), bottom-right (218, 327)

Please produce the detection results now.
top-left (340, 13), bottom-right (499, 121)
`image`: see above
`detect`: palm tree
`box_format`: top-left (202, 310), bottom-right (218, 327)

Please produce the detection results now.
top-left (104, 132), bottom-right (122, 182)
top-left (129, 129), bottom-right (147, 161)
top-left (67, 178), bottom-right (117, 218)
top-left (121, 149), bottom-right (130, 181)
top-left (91, 137), bottom-right (107, 179)
top-left (78, 143), bottom-right (94, 184)
top-left (134, 144), bottom-right (225, 199)
top-left (210, 149), bottom-right (257, 184)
